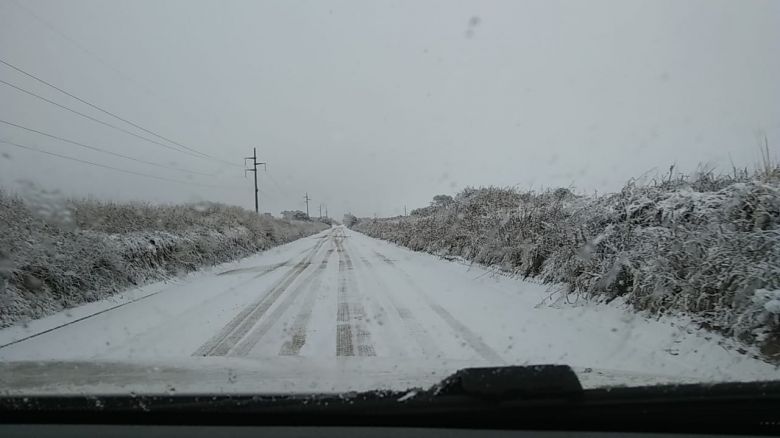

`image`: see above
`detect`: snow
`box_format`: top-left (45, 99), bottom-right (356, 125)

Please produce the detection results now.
top-left (757, 290), bottom-right (780, 314)
top-left (0, 226), bottom-right (777, 395)
top-left (0, 190), bottom-right (328, 328)
top-left (397, 390), bottom-right (418, 402)
top-left (354, 178), bottom-right (780, 349)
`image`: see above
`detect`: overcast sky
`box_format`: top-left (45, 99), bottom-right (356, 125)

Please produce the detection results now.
top-left (1, 0), bottom-right (778, 219)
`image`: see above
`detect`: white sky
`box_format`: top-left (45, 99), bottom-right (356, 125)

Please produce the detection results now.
top-left (1, 0), bottom-right (778, 219)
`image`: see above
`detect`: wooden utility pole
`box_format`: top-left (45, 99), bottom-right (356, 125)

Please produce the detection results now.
top-left (244, 148), bottom-right (266, 213)
top-left (304, 192), bottom-right (311, 218)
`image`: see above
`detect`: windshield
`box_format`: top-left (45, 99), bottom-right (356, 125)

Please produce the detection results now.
top-left (0, 0), bottom-right (778, 397)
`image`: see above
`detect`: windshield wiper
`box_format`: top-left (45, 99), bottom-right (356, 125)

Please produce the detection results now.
top-left (428, 364), bottom-right (582, 401)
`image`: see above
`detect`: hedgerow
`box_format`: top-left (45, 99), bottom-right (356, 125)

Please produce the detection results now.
top-left (353, 168), bottom-right (780, 358)
top-left (0, 192), bottom-right (328, 327)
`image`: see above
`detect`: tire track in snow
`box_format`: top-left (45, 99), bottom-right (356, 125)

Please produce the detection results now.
top-left (338, 235), bottom-right (404, 356)
top-left (217, 261), bottom-right (288, 276)
top-left (278, 246), bottom-right (333, 356)
top-left (348, 253), bottom-right (405, 357)
top-left (355, 254), bottom-right (442, 358)
top-left (230, 242), bottom-right (334, 356)
top-left (0, 241), bottom-right (325, 352)
top-left (193, 233), bottom-right (330, 356)
top-left (371, 249), bottom-right (505, 364)
top-left (335, 229), bottom-right (375, 357)
top-left (216, 240), bottom-right (320, 276)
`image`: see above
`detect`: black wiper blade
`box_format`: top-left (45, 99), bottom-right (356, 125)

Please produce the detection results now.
top-left (428, 365), bottom-right (583, 401)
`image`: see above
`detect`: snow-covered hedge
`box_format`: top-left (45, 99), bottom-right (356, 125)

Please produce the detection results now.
top-left (353, 170), bottom-right (780, 358)
top-left (0, 193), bottom-right (328, 327)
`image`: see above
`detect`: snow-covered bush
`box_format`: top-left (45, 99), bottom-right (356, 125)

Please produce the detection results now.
top-left (343, 213), bottom-right (359, 228)
top-left (0, 192), bottom-right (328, 327)
top-left (354, 170), bottom-right (780, 358)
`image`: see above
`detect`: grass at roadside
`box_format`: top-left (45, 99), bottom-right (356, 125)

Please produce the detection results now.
top-left (353, 165), bottom-right (780, 360)
top-left (0, 191), bottom-right (329, 327)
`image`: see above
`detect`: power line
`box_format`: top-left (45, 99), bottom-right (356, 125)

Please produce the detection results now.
top-left (265, 170), bottom-right (291, 197)
top-left (0, 77), bottom-right (206, 159)
top-left (8, 0), bottom-right (151, 95)
top-left (8, 0), bottom-right (210, 132)
top-left (0, 139), bottom-right (244, 190)
top-left (0, 56), bottom-right (241, 167)
top-left (0, 118), bottom-right (213, 177)
top-left (8, 0), bottom-right (231, 166)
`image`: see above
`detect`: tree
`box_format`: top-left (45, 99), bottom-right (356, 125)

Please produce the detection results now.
top-left (410, 206), bottom-right (434, 216)
top-left (281, 210), bottom-right (310, 221)
top-left (343, 213), bottom-right (358, 228)
top-left (431, 194), bottom-right (454, 208)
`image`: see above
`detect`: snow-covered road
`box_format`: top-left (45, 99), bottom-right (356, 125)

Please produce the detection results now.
top-left (0, 226), bottom-right (776, 394)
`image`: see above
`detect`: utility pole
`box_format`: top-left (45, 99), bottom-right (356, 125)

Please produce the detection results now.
top-left (304, 192), bottom-right (311, 218)
top-left (244, 147), bottom-right (266, 214)
top-left (404, 205), bottom-right (407, 216)
top-left (319, 203), bottom-right (322, 218)
top-left (325, 205), bottom-right (328, 218)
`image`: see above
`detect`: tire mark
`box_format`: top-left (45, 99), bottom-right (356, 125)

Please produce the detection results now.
top-left (102, 267), bottom-right (272, 357)
top-left (336, 324), bottom-right (353, 356)
top-left (196, 256), bottom-right (313, 356)
top-left (349, 254), bottom-right (391, 329)
top-left (217, 261), bottom-right (289, 277)
top-left (371, 248), bottom-right (505, 364)
top-left (217, 240), bottom-right (320, 276)
top-left (230, 244), bottom-right (333, 356)
top-left (356, 327), bottom-right (375, 356)
top-left (341, 237), bottom-right (375, 357)
top-left (344, 249), bottom-right (407, 359)
top-left (336, 302), bottom-right (350, 323)
top-left (336, 234), bottom-right (354, 356)
top-left (373, 251), bottom-right (395, 265)
top-left (357, 255), bottom-right (442, 358)
top-left (427, 302), bottom-right (504, 363)
top-left (335, 229), bottom-right (375, 357)
top-left (193, 235), bottom-right (329, 356)
top-left (278, 249), bottom-right (332, 355)
top-left (1, 243), bottom-right (314, 352)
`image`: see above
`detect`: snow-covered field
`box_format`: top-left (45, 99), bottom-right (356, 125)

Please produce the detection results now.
top-left (0, 226), bottom-right (776, 395)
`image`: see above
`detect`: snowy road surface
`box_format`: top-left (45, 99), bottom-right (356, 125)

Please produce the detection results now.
top-left (0, 226), bottom-right (776, 394)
